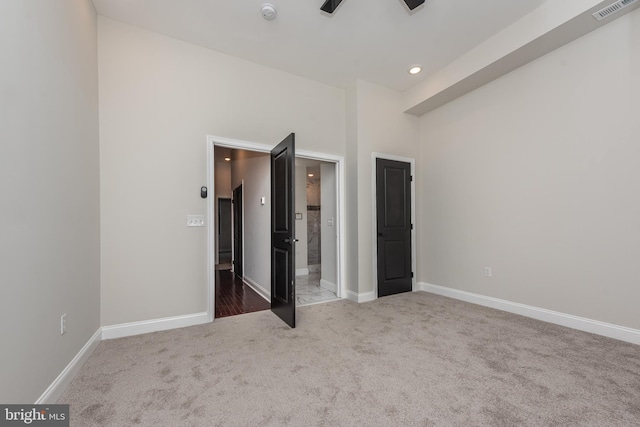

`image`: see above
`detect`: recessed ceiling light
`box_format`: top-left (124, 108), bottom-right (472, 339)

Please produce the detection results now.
top-left (308, 173), bottom-right (314, 177)
top-left (408, 65), bottom-right (422, 75)
top-left (224, 157), bottom-right (231, 162)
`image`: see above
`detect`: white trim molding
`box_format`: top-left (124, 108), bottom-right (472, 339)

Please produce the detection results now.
top-left (296, 268), bottom-right (309, 276)
top-left (36, 328), bottom-right (102, 404)
top-left (243, 276), bottom-right (270, 302)
top-left (102, 312), bottom-right (209, 340)
top-left (346, 290), bottom-right (377, 303)
top-left (418, 282), bottom-right (640, 345)
top-left (206, 137), bottom-right (215, 322)
top-left (207, 135), bottom-right (273, 152)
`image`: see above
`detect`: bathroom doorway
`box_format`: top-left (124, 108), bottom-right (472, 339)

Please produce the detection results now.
top-left (294, 158), bottom-right (339, 306)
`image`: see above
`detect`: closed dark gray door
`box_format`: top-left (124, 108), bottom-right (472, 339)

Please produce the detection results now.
top-left (232, 185), bottom-right (243, 278)
top-left (376, 158), bottom-right (412, 297)
top-left (271, 133), bottom-right (296, 328)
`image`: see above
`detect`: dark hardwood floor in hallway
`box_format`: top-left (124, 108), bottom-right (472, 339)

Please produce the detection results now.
top-left (215, 269), bottom-right (270, 318)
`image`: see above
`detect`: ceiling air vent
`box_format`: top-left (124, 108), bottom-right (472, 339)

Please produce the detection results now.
top-left (593, 0), bottom-right (638, 21)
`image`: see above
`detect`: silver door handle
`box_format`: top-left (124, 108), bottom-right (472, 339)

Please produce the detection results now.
top-left (283, 238), bottom-right (299, 244)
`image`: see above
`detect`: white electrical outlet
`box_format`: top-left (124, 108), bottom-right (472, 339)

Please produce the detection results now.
top-left (484, 267), bottom-right (492, 278)
top-left (61, 314), bottom-right (67, 335)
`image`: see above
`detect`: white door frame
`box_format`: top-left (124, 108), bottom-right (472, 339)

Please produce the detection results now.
top-left (206, 134), bottom-right (347, 322)
top-left (371, 152), bottom-right (417, 299)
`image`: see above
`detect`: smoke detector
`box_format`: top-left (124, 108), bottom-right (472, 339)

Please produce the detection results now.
top-left (261, 3), bottom-right (277, 21)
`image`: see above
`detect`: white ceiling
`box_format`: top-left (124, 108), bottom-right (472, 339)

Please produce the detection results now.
top-left (91, 0), bottom-right (550, 92)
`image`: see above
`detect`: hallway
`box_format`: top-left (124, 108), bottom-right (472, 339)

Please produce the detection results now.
top-left (214, 269), bottom-right (269, 318)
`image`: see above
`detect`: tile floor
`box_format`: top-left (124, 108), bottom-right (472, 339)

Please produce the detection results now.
top-left (295, 272), bottom-right (339, 306)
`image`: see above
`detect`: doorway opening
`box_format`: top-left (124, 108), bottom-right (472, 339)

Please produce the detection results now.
top-left (207, 136), bottom-right (346, 322)
top-left (212, 146), bottom-right (270, 318)
top-left (294, 158), bottom-right (340, 306)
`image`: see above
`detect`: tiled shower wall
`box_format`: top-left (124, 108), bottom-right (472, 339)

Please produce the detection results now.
top-left (307, 168), bottom-right (321, 265)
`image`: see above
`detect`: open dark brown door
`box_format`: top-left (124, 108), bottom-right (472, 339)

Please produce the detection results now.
top-left (376, 158), bottom-right (412, 297)
top-left (271, 133), bottom-right (296, 327)
top-left (218, 198), bottom-right (232, 264)
top-left (232, 185), bottom-right (243, 278)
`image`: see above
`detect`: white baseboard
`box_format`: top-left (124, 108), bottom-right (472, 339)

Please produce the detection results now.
top-left (36, 328), bottom-right (102, 404)
top-left (243, 276), bottom-right (270, 301)
top-left (358, 290), bottom-right (376, 303)
top-left (346, 290), bottom-right (377, 303)
top-left (418, 282), bottom-right (640, 345)
top-left (296, 268), bottom-right (309, 276)
top-left (102, 312), bottom-right (209, 340)
top-left (40, 310), bottom-right (218, 402)
top-left (320, 279), bottom-right (337, 293)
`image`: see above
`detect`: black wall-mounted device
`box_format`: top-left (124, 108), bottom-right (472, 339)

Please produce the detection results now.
top-left (321, 0), bottom-right (424, 14)
top-left (320, 0), bottom-right (343, 13)
top-left (201, 186), bottom-right (207, 198)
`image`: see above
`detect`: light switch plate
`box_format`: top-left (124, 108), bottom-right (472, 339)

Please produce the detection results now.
top-left (187, 215), bottom-right (205, 227)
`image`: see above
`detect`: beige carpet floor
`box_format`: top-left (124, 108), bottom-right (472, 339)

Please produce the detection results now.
top-left (59, 292), bottom-right (640, 426)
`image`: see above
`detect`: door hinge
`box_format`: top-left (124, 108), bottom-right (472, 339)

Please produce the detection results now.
top-left (411, 272), bottom-right (414, 278)
top-left (411, 224), bottom-right (413, 230)
top-left (410, 175), bottom-right (413, 182)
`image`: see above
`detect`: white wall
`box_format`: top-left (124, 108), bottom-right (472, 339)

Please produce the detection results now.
top-left (345, 83), bottom-right (360, 294)
top-left (98, 18), bottom-right (346, 326)
top-left (321, 163), bottom-right (338, 290)
top-left (0, 0), bottom-right (100, 402)
top-left (230, 151), bottom-right (271, 294)
top-left (352, 80), bottom-right (420, 295)
top-left (295, 166), bottom-right (309, 273)
top-left (418, 8), bottom-right (640, 330)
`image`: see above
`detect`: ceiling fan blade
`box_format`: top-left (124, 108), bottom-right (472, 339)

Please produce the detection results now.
top-left (320, 0), bottom-right (343, 14)
top-left (404, 0), bottom-right (425, 10)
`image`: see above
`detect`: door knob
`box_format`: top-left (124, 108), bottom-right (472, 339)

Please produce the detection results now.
top-left (283, 238), bottom-right (299, 244)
